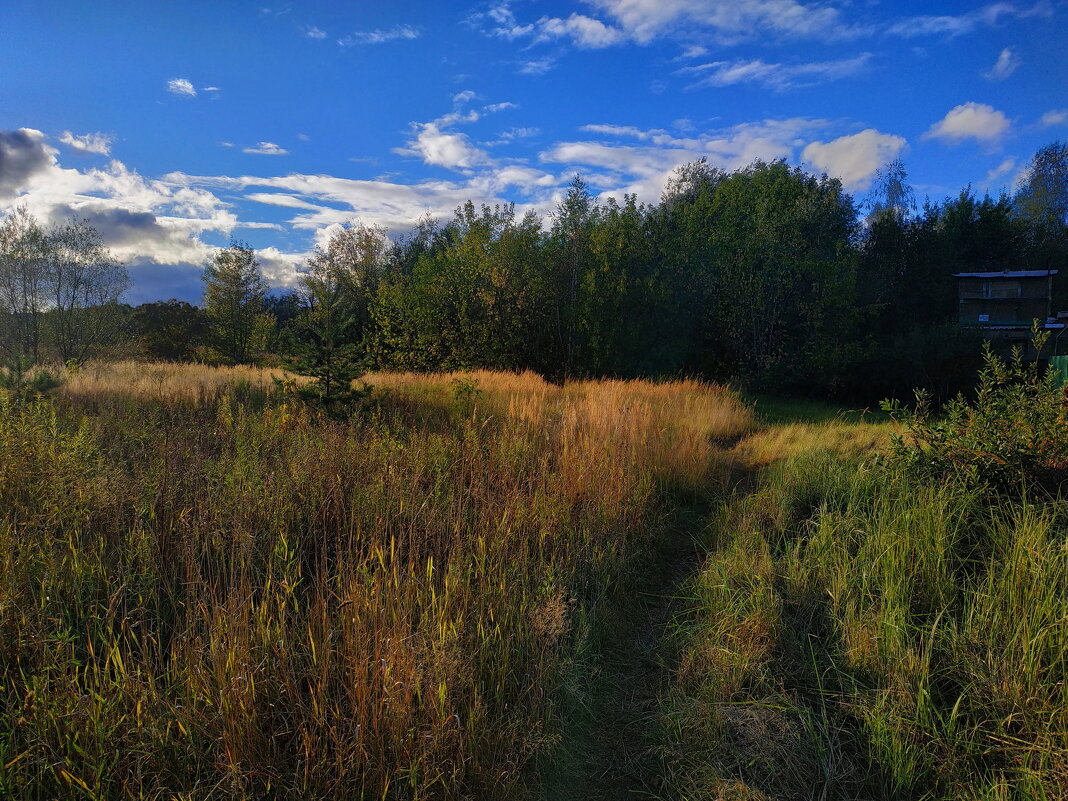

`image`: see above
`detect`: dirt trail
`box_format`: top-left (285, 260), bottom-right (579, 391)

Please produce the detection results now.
top-left (533, 511), bottom-right (702, 799)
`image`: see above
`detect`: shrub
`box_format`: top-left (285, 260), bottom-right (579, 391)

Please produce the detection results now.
top-left (881, 329), bottom-right (1068, 495)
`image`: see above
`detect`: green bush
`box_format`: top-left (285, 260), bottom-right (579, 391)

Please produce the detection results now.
top-left (881, 329), bottom-right (1068, 495)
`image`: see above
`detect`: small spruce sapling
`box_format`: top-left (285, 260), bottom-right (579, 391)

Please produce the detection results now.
top-left (284, 269), bottom-right (371, 417)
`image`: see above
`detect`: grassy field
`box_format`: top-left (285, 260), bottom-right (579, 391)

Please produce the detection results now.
top-left (1, 363), bottom-right (1065, 799)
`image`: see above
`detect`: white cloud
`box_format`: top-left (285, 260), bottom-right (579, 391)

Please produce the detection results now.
top-left (202, 86), bottom-right (220, 92)
top-left (243, 142), bottom-right (290, 155)
top-left (395, 124), bottom-right (488, 169)
top-left (338, 25), bottom-right (420, 46)
top-left (922, 102), bottom-right (1011, 146)
top-left (985, 158), bottom-right (1016, 185)
top-left (518, 58), bottom-right (555, 75)
top-left (298, 133), bottom-right (311, 141)
top-left (167, 170), bottom-right (533, 235)
top-left (582, 0), bottom-right (861, 44)
top-left (887, 2), bottom-right (1051, 37)
top-left (802, 129), bottom-right (908, 190)
top-left (392, 101), bottom-right (517, 170)
top-left (1040, 109), bottom-right (1068, 127)
top-left (58, 131), bottom-right (114, 156)
top-left (0, 135), bottom-right (273, 286)
top-left (484, 127), bottom-right (541, 146)
top-left (304, 25), bottom-right (327, 39)
top-left (544, 117), bottom-right (834, 200)
top-left (983, 47), bottom-right (1020, 80)
top-left (678, 44), bottom-right (708, 59)
top-left (534, 14), bottom-right (626, 48)
top-left (166, 78), bottom-right (197, 97)
top-left (680, 52), bottom-right (871, 90)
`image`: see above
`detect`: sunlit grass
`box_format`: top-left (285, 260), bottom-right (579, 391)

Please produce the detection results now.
top-left (0, 362), bottom-right (750, 799)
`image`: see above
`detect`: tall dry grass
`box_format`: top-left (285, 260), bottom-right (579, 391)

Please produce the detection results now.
top-left (0, 363), bottom-right (751, 799)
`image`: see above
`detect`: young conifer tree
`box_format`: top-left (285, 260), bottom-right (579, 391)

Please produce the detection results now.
top-left (289, 267), bottom-right (364, 412)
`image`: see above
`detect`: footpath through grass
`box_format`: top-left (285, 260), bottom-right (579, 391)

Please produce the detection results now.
top-left (1, 365), bottom-right (1066, 799)
top-left (656, 390), bottom-right (1068, 800)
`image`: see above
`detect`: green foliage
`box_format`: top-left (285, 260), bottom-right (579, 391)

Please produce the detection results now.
top-left (881, 328), bottom-right (1068, 494)
top-left (449, 374), bottom-right (482, 417)
top-left (0, 355), bottom-right (62, 403)
top-left (132, 299), bottom-right (208, 360)
top-left (202, 241), bottom-right (270, 364)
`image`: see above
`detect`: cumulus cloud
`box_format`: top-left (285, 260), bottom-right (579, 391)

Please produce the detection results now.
top-left (1040, 109), bottom-right (1067, 127)
top-left (0, 130), bottom-right (300, 298)
top-left (534, 14), bottom-right (626, 48)
top-left (802, 129), bottom-right (908, 190)
top-left (0, 128), bottom-right (55, 200)
top-left (395, 124), bottom-right (489, 169)
top-left (680, 52), bottom-right (871, 91)
top-left (983, 47), bottom-right (1020, 80)
top-left (922, 102), bottom-right (1011, 145)
top-left (393, 101), bottom-right (519, 170)
top-left (243, 142), bottom-right (290, 155)
top-left (58, 130), bottom-right (114, 156)
top-left (166, 78), bottom-right (197, 97)
top-left (338, 25), bottom-right (420, 46)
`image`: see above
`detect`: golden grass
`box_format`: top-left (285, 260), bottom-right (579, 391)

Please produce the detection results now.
top-left (61, 359), bottom-right (294, 402)
top-left (731, 419), bottom-right (894, 468)
top-left (1, 361), bottom-right (754, 799)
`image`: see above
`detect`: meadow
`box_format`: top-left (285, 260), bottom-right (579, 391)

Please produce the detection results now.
top-left (0, 363), bottom-right (1065, 799)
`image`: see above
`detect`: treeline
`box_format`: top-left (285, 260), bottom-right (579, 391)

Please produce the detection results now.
top-left (3, 143), bottom-right (1066, 400)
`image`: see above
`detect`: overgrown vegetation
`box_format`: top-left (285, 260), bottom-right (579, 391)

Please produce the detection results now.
top-left (660, 362), bottom-right (1068, 799)
top-left (0, 364), bottom-right (750, 799)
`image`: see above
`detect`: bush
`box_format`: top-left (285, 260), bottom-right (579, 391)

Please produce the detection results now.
top-left (881, 329), bottom-right (1068, 495)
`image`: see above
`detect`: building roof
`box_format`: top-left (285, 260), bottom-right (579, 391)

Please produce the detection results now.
top-left (953, 270), bottom-right (1059, 278)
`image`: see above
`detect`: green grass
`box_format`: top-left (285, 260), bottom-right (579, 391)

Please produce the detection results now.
top-left (659, 440), bottom-right (1068, 800)
top-left (747, 393), bottom-right (892, 425)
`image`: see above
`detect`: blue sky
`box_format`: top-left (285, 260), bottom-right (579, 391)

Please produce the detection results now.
top-left (1, 0), bottom-right (1066, 302)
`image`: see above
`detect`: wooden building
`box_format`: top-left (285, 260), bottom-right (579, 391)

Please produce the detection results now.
top-left (954, 269), bottom-right (1068, 358)
top-left (954, 269), bottom-right (1057, 327)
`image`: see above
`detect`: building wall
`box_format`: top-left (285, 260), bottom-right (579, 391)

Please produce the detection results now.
top-left (957, 276), bottom-right (1050, 325)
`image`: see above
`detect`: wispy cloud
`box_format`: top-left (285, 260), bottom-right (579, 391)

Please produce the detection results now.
top-left (584, 0), bottom-right (864, 44)
top-left (985, 157), bottom-right (1017, 185)
top-left (58, 130), bottom-right (114, 156)
top-left (243, 142), bottom-right (290, 156)
top-left (983, 47), bottom-right (1021, 80)
top-left (680, 53), bottom-right (872, 91)
top-left (304, 25), bottom-right (327, 39)
top-left (338, 24), bottom-right (420, 47)
top-left (518, 58), bottom-right (555, 75)
top-left (1040, 109), bottom-right (1067, 128)
top-left (923, 102), bottom-right (1012, 146)
top-left (166, 78), bottom-right (197, 97)
top-left (887, 2), bottom-right (1051, 38)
